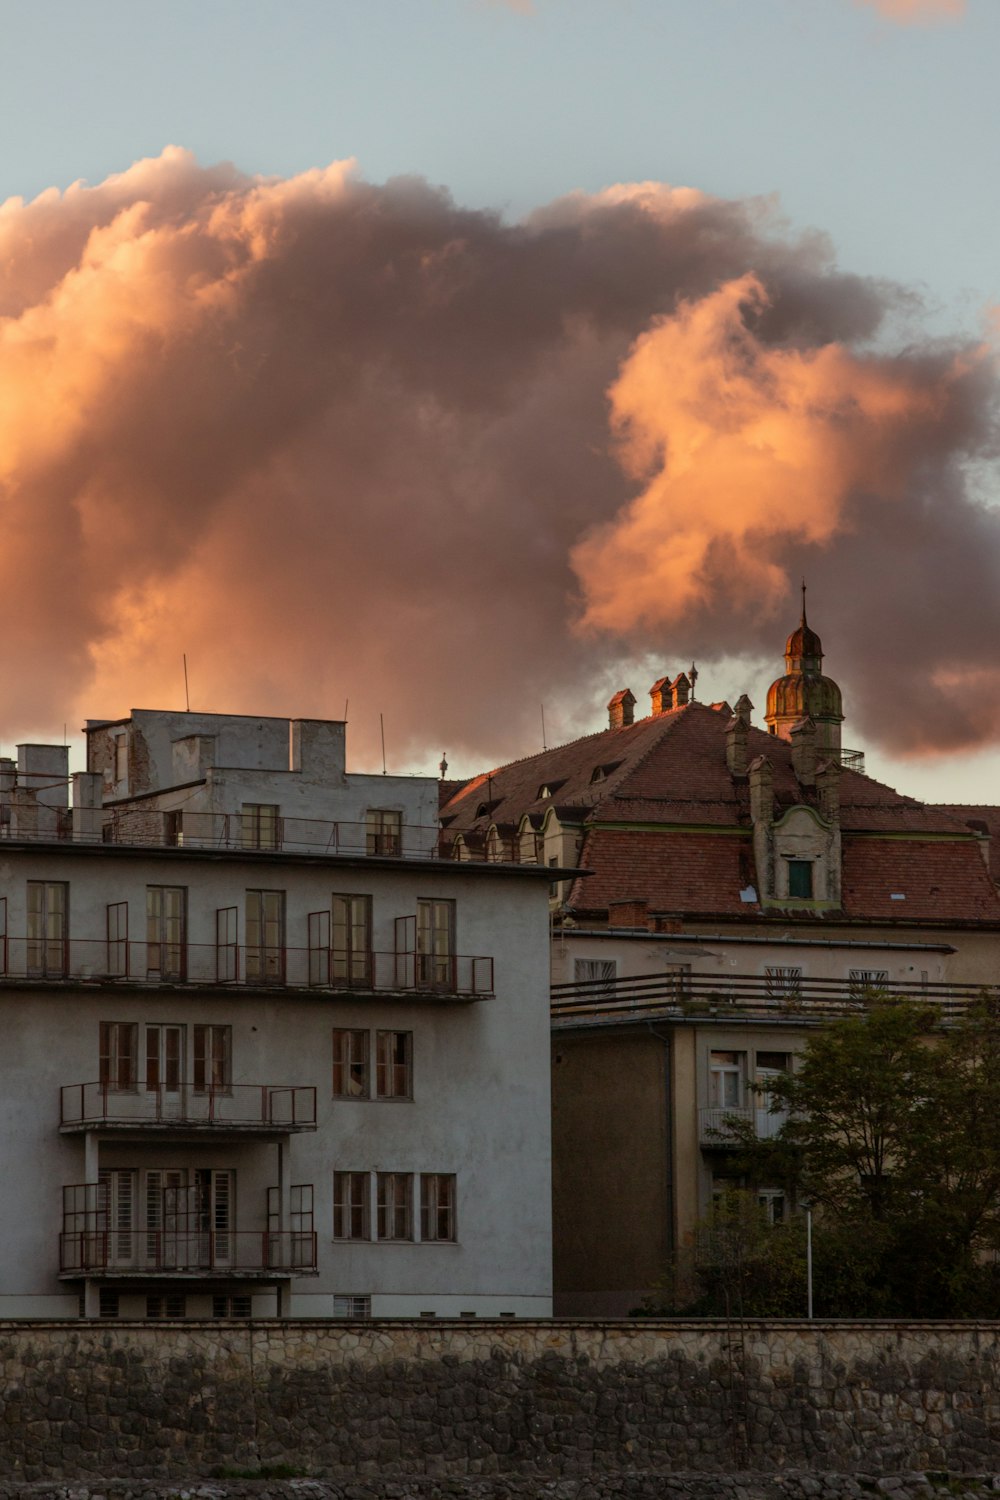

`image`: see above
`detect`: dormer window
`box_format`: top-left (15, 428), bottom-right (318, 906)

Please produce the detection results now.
top-left (537, 779), bottom-right (566, 801)
top-left (787, 859), bottom-right (813, 899)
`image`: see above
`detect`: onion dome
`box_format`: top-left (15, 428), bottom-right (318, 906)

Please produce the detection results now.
top-left (764, 587), bottom-right (843, 751)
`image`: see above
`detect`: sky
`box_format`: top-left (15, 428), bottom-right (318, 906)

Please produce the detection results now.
top-left (0, 0), bottom-right (998, 802)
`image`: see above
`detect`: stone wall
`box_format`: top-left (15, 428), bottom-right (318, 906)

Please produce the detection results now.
top-left (0, 1320), bottom-right (999, 1484)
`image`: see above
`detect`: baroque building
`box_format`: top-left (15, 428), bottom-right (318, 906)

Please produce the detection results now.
top-left (440, 611), bottom-right (1000, 1315)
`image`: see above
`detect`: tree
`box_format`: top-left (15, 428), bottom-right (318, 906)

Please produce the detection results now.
top-left (727, 996), bottom-right (1000, 1317)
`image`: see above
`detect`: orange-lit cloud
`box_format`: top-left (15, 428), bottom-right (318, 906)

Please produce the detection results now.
top-left (0, 148), bottom-right (997, 765)
top-left (856, 0), bottom-right (965, 21)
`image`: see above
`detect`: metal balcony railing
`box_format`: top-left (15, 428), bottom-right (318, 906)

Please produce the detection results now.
top-left (0, 937), bottom-right (494, 998)
top-left (551, 970), bottom-right (990, 1026)
top-left (59, 1228), bottom-right (318, 1276)
top-left (59, 1081), bottom-right (317, 1131)
top-left (698, 1104), bottom-right (789, 1146)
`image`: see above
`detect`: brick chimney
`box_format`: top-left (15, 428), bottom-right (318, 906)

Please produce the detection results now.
top-left (608, 688), bottom-right (636, 730)
top-left (670, 673), bottom-right (690, 709)
top-left (790, 716), bottom-right (818, 788)
top-left (609, 899), bottom-right (649, 929)
top-left (726, 695), bottom-right (754, 778)
top-left (649, 677), bottom-right (670, 715)
top-left (749, 755), bottom-right (774, 826)
top-left (817, 759), bottom-right (841, 825)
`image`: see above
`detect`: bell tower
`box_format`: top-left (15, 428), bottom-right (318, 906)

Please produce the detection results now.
top-left (764, 586), bottom-right (844, 758)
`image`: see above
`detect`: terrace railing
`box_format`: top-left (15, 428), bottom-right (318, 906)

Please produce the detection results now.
top-left (60, 1081), bottom-right (317, 1131)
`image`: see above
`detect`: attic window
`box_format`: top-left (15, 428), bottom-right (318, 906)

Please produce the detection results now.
top-left (537, 779), bottom-right (566, 800)
top-left (590, 760), bottom-right (622, 784)
top-left (590, 767), bottom-right (605, 784)
top-left (475, 799), bottom-right (502, 819)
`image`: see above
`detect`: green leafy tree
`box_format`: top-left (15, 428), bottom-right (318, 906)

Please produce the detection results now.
top-left (727, 997), bottom-right (1000, 1316)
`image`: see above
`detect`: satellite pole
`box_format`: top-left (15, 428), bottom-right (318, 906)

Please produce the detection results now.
top-left (183, 655), bottom-right (191, 712)
top-left (380, 714), bottom-right (387, 775)
top-left (541, 704), bottom-right (548, 751)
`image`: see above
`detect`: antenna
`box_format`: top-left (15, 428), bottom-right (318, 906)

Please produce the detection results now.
top-left (541, 704), bottom-right (548, 751)
top-left (343, 698), bottom-right (349, 722)
top-left (183, 655), bottom-right (191, 712)
top-left (380, 714), bottom-right (387, 775)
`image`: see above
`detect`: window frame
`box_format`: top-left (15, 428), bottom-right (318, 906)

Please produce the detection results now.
top-left (332, 1028), bottom-right (370, 1100)
top-left (333, 1171), bottom-right (371, 1241)
top-left (375, 1030), bottom-right (413, 1101)
top-left (419, 1173), bottom-right (456, 1243)
top-left (376, 1172), bottom-right (413, 1241)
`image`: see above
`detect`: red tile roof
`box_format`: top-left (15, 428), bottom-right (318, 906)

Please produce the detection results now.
top-left (440, 703), bottom-right (1000, 926)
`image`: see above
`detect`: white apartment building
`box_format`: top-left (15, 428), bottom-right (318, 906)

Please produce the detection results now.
top-left (0, 709), bottom-right (554, 1321)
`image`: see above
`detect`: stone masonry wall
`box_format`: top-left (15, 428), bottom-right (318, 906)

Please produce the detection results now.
top-left (0, 1321), bottom-right (998, 1484)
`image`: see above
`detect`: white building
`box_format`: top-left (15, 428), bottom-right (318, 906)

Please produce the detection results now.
top-left (0, 709), bottom-right (553, 1321)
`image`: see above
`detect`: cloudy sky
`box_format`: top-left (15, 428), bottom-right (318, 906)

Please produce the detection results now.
top-left (1, 0), bottom-right (998, 800)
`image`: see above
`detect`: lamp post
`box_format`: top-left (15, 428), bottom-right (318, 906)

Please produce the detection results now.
top-left (803, 1199), bottom-right (814, 1319)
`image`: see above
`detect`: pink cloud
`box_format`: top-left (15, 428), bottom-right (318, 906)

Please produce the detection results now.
top-left (0, 149), bottom-right (997, 766)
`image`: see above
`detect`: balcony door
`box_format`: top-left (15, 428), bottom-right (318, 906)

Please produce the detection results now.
top-left (27, 881), bottom-right (67, 978)
top-left (162, 1169), bottom-right (233, 1268)
top-left (331, 894), bottom-right (372, 987)
top-left (98, 1168), bottom-right (136, 1268)
top-left (246, 891), bottom-right (285, 984)
top-left (416, 899), bottom-right (454, 990)
top-left (145, 1025), bottom-right (184, 1119)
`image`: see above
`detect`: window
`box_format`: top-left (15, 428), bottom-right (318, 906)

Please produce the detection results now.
top-left (333, 1294), bottom-right (371, 1318)
top-left (333, 1172), bottom-right (370, 1240)
top-left (416, 898), bottom-right (455, 990)
top-left (757, 1189), bottom-right (786, 1226)
top-left (245, 890), bottom-right (285, 983)
top-left (709, 1051), bottom-right (745, 1110)
top-left (100, 1022), bottom-right (138, 1092)
top-left (27, 880), bottom-right (68, 977)
top-left (849, 968), bottom-right (889, 1000)
top-left (754, 1052), bottom-right (790, 1139)
top-left (574, 958), bottom-right (617, 998)
top-left (787, 860), bottom-right (813, 899)
top-left (420, 1174), bottom-right (456, 1242)
top-left (106, 901), bottom-right (128, 978)
top-left (193, 1024), bottom-right (231, 1093)
top-left (212, 1294), bottom-right (252, 1318)
top-left (366, 808), bottom-right (401, 857)
top-left (331, 894), bottom-right (372, 986)
top-left (216, 906), bottom-right (237, 984)
top-left (376, 1031), bottom-right (412, 1100)
top-left (145, 1024), bottom-right (183, 1093)
top-left (146, 1293), bottom-right (186, 1319)
top-left (765, 966), bottom-right (802, 999)
top-left (332, 1029), bottom-right (369, 1099)
top-left (146, 886), bottom-right (186, 980)
top-left (99, 1289), bottom-right (120, 1319)
top-left (376, 1173), bottom-right (413, 1241)
top-left (241, 803), bottom-right (280, 850)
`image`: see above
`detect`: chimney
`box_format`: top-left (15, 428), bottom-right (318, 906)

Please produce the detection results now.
top-left (749, 755), bottom-right (774, 826)
top-left (726, 696), bottom-right (753, 778)
top-left (670, 673), bottom-right (691, 709)
top-left (817, 759), bottom-right (841, 826)
top-left (790, 716), bottom-right (818, 788)
top-left (649, 677), bottom-right (670, 715)
top-left (609, 899), bottom-right (649, 929)
top-left (608, 688), bottom-right (636, 730)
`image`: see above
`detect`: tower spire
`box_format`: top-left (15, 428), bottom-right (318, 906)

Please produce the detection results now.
top-left (801, 578), bottom-right (807, 626)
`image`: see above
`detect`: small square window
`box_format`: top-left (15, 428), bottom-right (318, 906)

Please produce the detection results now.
top-left (333, 1294), bottom-right (371, 1318)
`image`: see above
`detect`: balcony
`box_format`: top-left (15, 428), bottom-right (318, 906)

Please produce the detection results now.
top-left (59, 1228), bottom-right (318, 1278)
top-left (0, 937), bottom-right (494, 999)
top-left (551, 970), bottom-right (984, 1026)
top-left (60, 1081), bottom-right (317, 1133)
top-left (698, 1104), bottom-right (788, 1147)
top-left (60, 1181), bottom-right (317, 1279)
